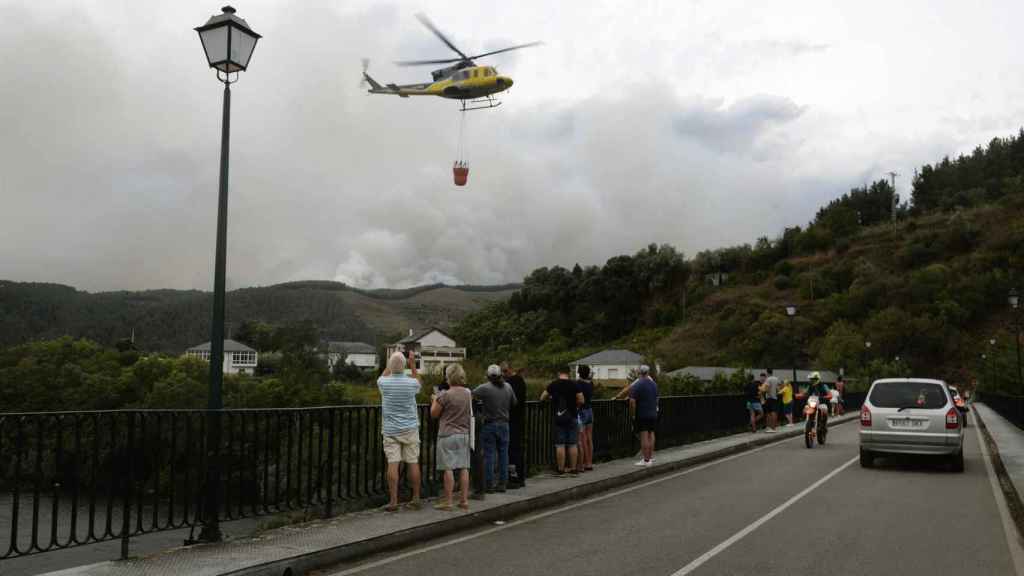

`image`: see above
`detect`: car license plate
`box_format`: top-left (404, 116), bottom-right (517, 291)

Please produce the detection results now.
top-left (891, 418), bottom-right (923, 428)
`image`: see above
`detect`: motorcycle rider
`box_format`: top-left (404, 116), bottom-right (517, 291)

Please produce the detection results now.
top-left (806, 371), bottom-right (830, 422)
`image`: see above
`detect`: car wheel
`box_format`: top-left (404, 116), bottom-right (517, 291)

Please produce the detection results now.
top-left (860, 448), bottom-right (874, 468)
top-left (950, 450), bottom-right (964, 473)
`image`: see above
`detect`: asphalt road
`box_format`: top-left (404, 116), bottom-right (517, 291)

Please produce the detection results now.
top-left (321, 417), bottom-right (1021, 576)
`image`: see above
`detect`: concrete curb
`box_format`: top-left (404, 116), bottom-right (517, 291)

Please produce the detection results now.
top-left (222, 415), bottom-right (858, 576)
top-left (972, 406), bottom-right (1024, 539)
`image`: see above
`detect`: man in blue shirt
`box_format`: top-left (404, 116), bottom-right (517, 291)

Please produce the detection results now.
top-left (618, 365), bottom-right (659, 466)
top-left (377, 349), bottom-right (422, 512)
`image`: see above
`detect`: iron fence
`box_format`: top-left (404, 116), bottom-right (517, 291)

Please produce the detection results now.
top-left (977, 393), bottom-right (1024, 430)
top-left (1, 392), bottom-right (867, 562)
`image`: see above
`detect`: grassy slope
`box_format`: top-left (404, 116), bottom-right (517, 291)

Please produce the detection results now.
top-left (653, 202), bottom-right (1017, 375)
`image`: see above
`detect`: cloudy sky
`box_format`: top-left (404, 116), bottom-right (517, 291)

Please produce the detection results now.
top-left (2, 0), bottom-right (1023, 292)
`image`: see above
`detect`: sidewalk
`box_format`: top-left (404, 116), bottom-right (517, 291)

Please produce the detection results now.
top-left (973, 403), bottom-right (1024, 501)
top-left (38, 415), bottom-right (858, 576)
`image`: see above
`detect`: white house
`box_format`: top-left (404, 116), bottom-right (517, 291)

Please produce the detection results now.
top-left (185, 339), bottom-right (258, 375)
top-left (325, 341), bottom-right (378, 371)
top-left (385, 327), bottom-right (466, 375)
top-left (570, 349), bottom-right (646, 381)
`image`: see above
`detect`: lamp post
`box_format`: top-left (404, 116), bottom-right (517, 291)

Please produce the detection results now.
top-left (1011, 289), bottom-right (1022, 395)
top-left (864, 341), bottom-right (872, 385)
top-left (989, 338), bottom-right (996, 391)
top-left (195, 5), bottom-right (260, 543)
top-left (785, 305), bottom-right (797, 392)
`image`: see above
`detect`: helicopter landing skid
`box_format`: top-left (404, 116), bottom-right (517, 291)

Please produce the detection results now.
top-left (460, 96), bottom-right (502, 111)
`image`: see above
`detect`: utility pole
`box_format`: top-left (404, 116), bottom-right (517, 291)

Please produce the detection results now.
top-left (887, 171), bottom-right (899, 224)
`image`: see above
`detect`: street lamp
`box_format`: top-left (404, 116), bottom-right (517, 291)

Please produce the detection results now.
top-left (864, 341), bottom-right (872, 385)
top-left (195, 5), bottom-right (260, 544)
top-left (989, 338), bottom-right (996, 390)
top-left (1010, 289), bottom-right (1022, 394)
top-left (785, 305), bottom-right (797, 391)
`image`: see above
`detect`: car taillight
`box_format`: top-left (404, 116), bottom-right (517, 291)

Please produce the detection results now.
top-left (946, 407), bottom-right (960, 429)
top-left (861, 405), bottom-right (872, 427)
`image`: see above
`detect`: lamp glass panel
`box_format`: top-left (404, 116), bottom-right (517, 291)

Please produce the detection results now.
top-left (199, 26), bottom-right (229, 68)
top-left (230, 27), bottom-right (257, 68)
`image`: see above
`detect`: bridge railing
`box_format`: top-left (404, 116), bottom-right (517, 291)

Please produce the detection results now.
top-left (976, 393), bottom-right (1024, 430)
top-left (0, 391), bottom-right (866, 562)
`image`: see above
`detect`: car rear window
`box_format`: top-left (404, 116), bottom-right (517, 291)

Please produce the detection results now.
top-left (869, 381), bottom-right (948, 409)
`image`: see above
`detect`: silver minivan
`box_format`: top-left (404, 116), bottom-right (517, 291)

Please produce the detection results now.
top-left (859, 378), bottom-right (965, 471)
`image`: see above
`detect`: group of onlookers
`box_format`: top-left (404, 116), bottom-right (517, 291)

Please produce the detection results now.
top-left (377, 349), bottom-right (660, 511)
top-left (745, 369), bottom-right (846, 433)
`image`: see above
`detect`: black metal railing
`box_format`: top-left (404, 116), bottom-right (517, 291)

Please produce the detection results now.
top-left (977, 393), bottom-right (1024, 430)
top-left (0, 392), bottom-right (868, 562)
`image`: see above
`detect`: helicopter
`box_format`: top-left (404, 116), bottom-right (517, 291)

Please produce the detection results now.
top-left (362, 14), bottom-right (540, 111)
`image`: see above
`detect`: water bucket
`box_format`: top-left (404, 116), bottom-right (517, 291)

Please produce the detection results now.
top-left (453, 164), bottom-right (469, 186)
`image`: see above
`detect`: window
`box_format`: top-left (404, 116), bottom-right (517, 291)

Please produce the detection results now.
top-left (232, 351), bottom-right (256, 366)
top-left (869, 381), bottom-right (947, 409)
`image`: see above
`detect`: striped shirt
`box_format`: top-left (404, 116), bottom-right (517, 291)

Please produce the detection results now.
top-left (377, 374), bottom-right (421, 436)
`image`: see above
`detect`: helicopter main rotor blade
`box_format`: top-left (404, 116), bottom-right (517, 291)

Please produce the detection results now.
top-left (395, 41), bottom-right (542, 67)
top-left (415, 13), bottom-right (469, 60)
top-left (394, 56), bottom-right (467, 67)
top-left (465, 41), bottom-right (543, 60)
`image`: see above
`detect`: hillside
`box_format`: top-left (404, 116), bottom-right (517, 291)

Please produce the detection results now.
top-left (455, 129), bottom-right (1024, 391)
top-left (0, 281), bottom-right (516, 353)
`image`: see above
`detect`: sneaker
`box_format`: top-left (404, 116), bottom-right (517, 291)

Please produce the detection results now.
top-left (643, 460), bottom-right (653, 467)
top-left (381, 503), bottom-right (400, 513)
top-left (569, 470), bottom-right (579, 477)
top-left (765, 428), bottom-right (777, 434)
top-left (457, 502), bottom-right (470, 511)
top-left (405, 499), bottom-right (422, 511)
top-left (433, 501), bottom-right (453, 511)
top-left (634, 460), bottom-right (648, 467)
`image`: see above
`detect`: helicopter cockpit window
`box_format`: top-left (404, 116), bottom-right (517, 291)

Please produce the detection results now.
top-left (455, 70), bottom-right (469, 81)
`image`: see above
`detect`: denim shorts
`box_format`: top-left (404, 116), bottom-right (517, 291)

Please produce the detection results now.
top-left (555, 424), bottom-right (579, 446)
top-left (747, 401), bottom-right (763, 413)
top-left (578, 407), bottom-right (594, 427)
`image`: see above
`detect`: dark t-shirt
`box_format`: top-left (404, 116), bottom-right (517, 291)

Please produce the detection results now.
top-left (577, 379), bottom-right (594, 409)
top-left (506, 374), bottom-right (527, 422)
top-left (745, 380), bottom-right (761, 403)
top-left (547, 378), bottom-right (580, 426)
top-left (629, 377), bottom-right (659, 421)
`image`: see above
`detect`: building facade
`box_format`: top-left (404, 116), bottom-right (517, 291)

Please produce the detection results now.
top-left (185, 339), bottom-right (258, 375)
top-left (325, 341), bottom-right (378, 371)
top-left (385, 328), bottom-right (466, 375)
top-left (570, 349), bottom-right (647, 381)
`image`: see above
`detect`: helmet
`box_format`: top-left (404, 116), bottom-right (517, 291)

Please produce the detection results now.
top-left (809, 371), bottom-right (821, 382)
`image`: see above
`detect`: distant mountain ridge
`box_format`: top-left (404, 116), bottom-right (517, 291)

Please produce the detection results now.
top-left (0, 280), bottom-right (518, 353)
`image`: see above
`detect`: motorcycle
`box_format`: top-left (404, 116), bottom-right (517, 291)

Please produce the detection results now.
top-left (803, 394), bottom-right (829, 449)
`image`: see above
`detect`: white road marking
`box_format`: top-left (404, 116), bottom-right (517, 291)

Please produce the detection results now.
top-left (974, 412), bottom-right (1024, 576)
top-left (669, 455), bottom-right (858, 576)
top-left (325, 432), bottom-right (809, 575)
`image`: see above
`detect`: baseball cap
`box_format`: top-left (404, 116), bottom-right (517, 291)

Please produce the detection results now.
top-left (487, 364), bottom-right (502, 377)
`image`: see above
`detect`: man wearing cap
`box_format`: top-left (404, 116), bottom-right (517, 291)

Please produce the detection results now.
top-left (473, 365), bottom-right (518, 492)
